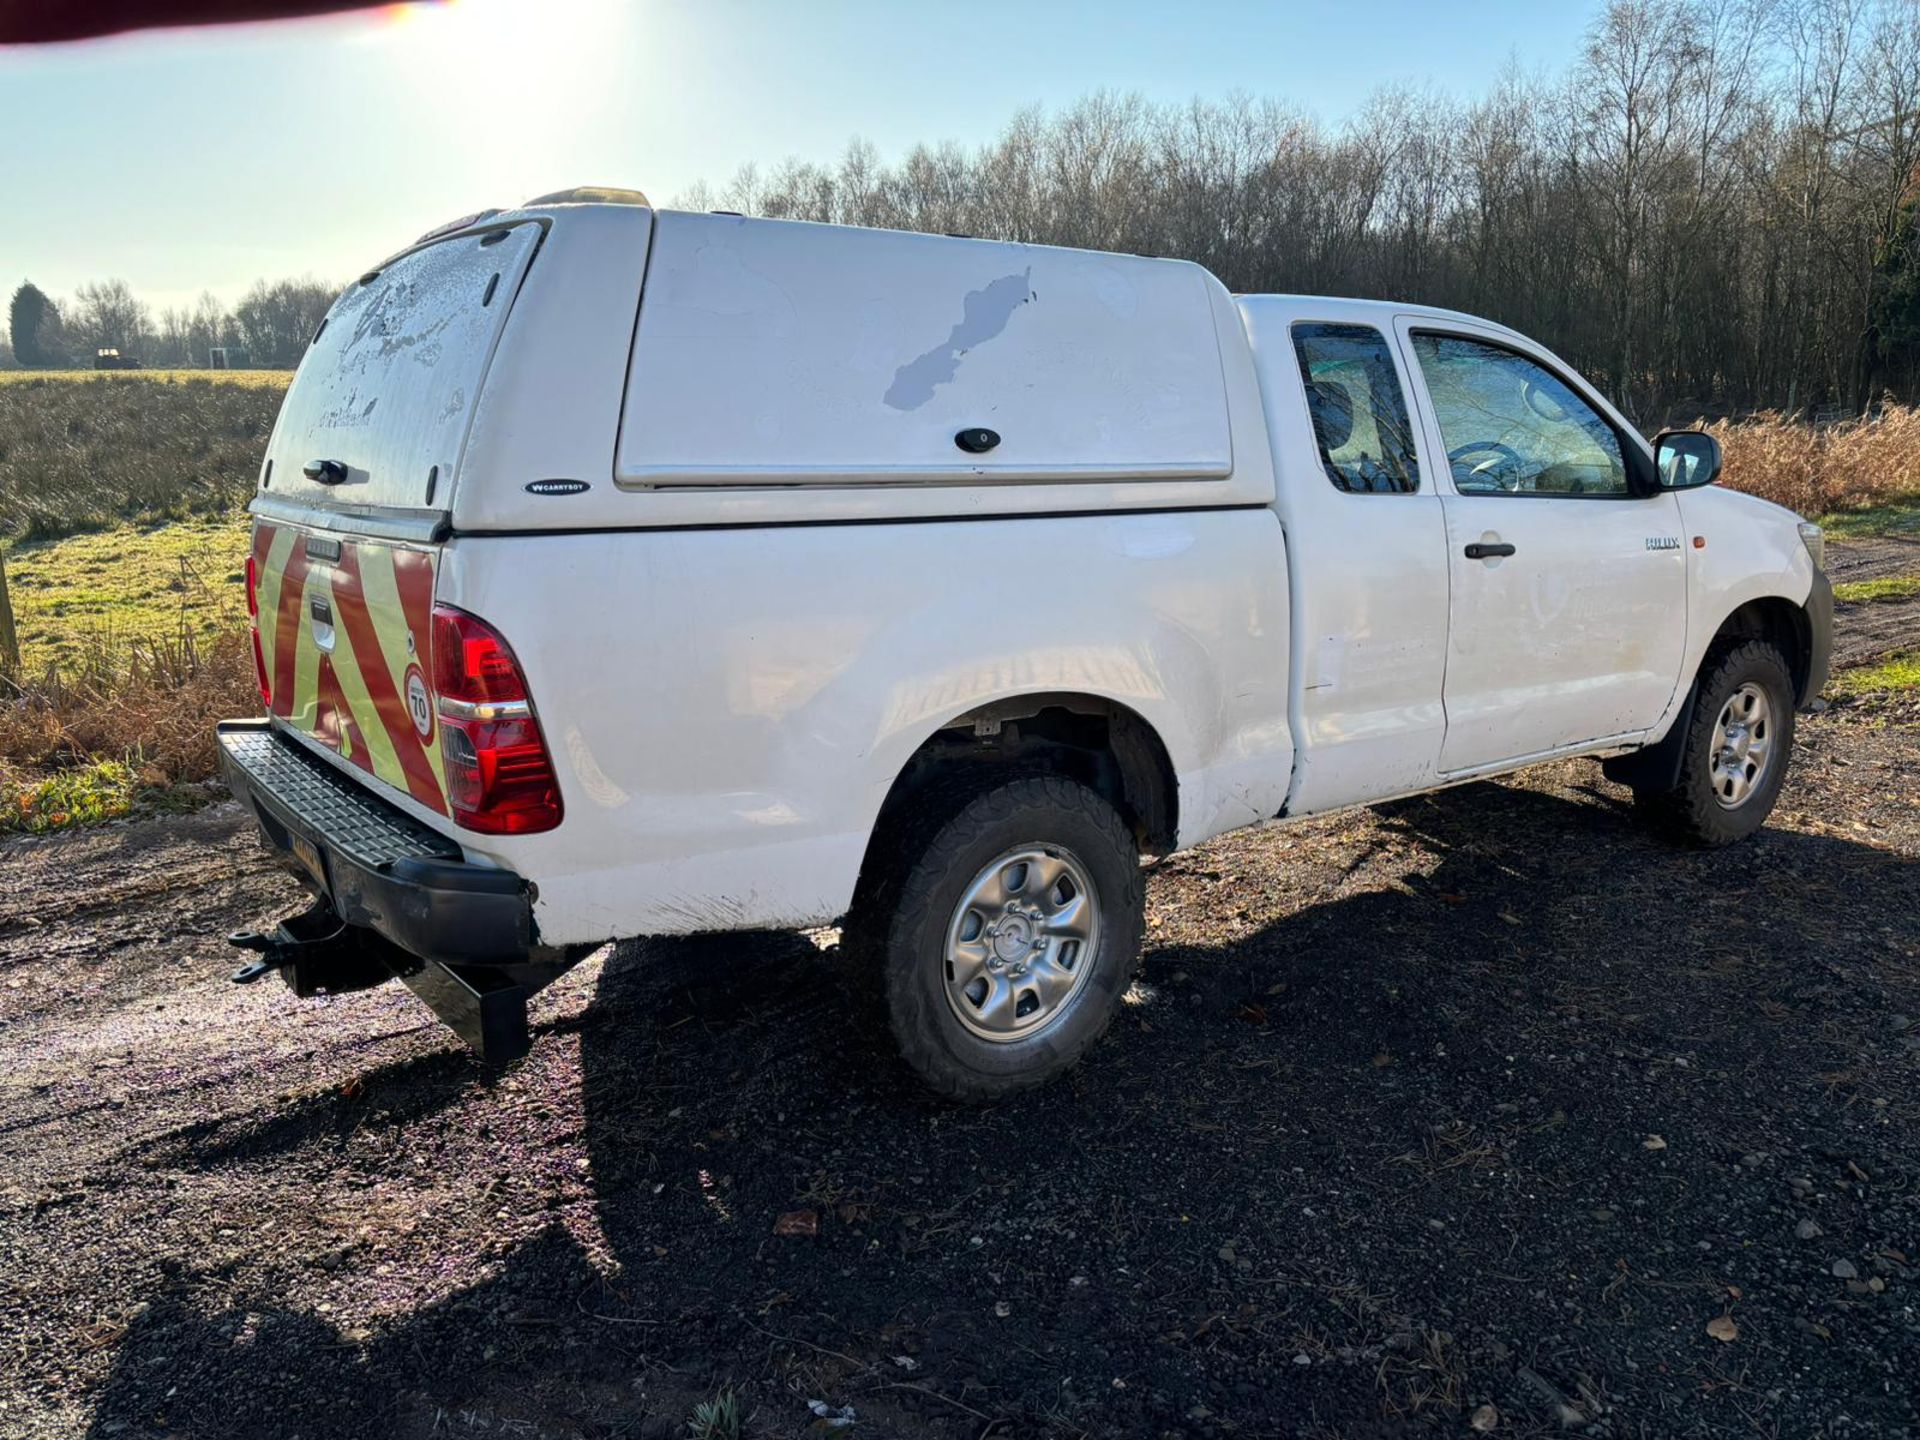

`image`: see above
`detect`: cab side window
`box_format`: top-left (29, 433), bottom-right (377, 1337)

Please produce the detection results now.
top-left (1290, 323), bottom-right (1420, 495)
top-left (1411, 333), bottom-right (1629, 498)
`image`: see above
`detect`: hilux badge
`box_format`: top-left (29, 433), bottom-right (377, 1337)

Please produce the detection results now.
top-left (1646, 536), bottom-right (1681, 551)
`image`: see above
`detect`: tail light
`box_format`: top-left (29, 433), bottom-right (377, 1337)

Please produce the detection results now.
top-left (430, 604), bottom-right (563, 834)
top-left (244, 553), bottom-right (270, 707)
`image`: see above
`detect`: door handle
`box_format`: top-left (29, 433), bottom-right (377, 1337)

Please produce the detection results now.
top-left (1464, 541), bottom-right (1516, 560)
top-left (303, 458), bottom-right (349, 485)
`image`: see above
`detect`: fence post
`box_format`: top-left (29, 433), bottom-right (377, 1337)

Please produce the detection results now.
top-left (0, 548), bottom-right (19, 679)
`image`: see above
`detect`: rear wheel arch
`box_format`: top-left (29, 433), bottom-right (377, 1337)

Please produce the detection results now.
top-left (860, 693), bottom-right (1179, 867)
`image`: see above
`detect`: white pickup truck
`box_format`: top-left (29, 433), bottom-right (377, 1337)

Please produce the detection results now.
top-left (217, 190), bottom-right (1831, 1098)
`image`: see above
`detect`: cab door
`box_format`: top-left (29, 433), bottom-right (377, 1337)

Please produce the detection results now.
top-left (1397, 322), bottom-right (1688, 774)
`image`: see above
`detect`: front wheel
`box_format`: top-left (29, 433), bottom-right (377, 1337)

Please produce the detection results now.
top-left (867, 775), bottom-right (1144, 1101)
top-left (1634, 639), bottom-right (1796, 847)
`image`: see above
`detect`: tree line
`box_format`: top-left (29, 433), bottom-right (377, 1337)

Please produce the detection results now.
top-left (4, 0), bottom-right (1913, 415)
top-left (3, 276), bottom-right (335, 370)
top-left (678, 0), bottom-right (1919, 422)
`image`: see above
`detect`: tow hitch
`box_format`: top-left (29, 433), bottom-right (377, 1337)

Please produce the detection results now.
top-left (227, 898), bottom-right (569, 1064)
top-left (228, 897), bottom-right (391, 990)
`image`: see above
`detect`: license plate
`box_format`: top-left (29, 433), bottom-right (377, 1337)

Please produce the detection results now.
top-left (289, 832), bottom-right (327, 889)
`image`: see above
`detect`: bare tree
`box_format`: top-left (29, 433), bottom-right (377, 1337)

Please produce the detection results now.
top-left (231, 278), bottom-right (335, 367)
top-left (67, 278), bottom-right (152, 360)
top-left (189, 292), bottom-right (232, 364)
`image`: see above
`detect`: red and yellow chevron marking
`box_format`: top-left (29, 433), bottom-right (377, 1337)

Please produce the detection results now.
top-left (252, 519), bottom-right (450, 816)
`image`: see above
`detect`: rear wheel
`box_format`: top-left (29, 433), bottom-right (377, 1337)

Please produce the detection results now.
top-left (1634, 639), bottom-right (1796, 847)
top-left (860, 774), bottom-right (1144, 1101)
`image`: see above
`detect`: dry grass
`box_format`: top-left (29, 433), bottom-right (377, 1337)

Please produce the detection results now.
top-left (0, 374), bottom-right (285, 540)
top-left (1707, 404), bottom-right (1920, 518)
top-left (0, 369), bottom-right (293, 387)
top-left (0, 630), bottom-right (256, 800)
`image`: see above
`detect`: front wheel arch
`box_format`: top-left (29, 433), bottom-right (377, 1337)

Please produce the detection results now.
top-left (1704, 596), bottom-right (1817, 707)
top-left (1604, 595), bottom-right (1816, 793)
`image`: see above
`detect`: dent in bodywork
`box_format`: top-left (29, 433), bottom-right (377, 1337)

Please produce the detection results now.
top-left (885, 269), bottom-right (1033, 410)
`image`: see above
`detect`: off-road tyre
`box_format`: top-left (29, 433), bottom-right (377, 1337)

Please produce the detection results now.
top-left (1634, 639), bottom-right (1795, 848)
top-left (858, 774), bottom-right (1144, 1101)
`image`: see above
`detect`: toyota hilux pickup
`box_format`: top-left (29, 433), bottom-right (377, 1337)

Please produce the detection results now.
top-left (217, 188), bottom-right (1832, 1098)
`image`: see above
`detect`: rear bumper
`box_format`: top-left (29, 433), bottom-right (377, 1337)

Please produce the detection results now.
top-left (217, 719), bottom-right (532, 965)
top-left (217, 720), bottom-right (570, 1061)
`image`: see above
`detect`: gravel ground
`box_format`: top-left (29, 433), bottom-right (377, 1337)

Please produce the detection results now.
top-left (2, 553), bottom-right (1917, 1440)
top-left (1826, 533), bottom-right (1920, 669)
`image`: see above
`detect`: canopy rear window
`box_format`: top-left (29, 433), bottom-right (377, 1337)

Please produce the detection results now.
top-left (259, 220), bottom-right (543, 514)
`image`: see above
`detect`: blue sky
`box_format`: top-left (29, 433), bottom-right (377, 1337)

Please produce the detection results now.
top-left (0, 0), bottom-right (1597, 314)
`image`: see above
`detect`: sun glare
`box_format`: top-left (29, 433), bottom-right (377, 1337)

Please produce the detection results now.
top-left (353, 0), bottom-right (638, 200)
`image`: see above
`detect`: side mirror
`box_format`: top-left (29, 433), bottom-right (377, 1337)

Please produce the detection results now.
top-left (1653, 429), bottom-right (1722, 490)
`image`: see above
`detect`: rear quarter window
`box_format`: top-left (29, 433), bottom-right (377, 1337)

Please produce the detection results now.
top-left (1290, 323), bottom-right (1420, 495)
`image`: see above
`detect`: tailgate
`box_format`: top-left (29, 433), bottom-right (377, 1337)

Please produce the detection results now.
top-left (252, 520), bottom-right (449, 817)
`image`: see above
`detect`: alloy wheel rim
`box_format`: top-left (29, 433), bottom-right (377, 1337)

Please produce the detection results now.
top-left (942, 846), bottom-right (1100, 1043)
top-left (1710, 681), bottom-right (1773, 809)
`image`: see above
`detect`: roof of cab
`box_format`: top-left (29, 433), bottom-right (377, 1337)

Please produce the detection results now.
top-left (1234, 293), bottom-right (1511, 332)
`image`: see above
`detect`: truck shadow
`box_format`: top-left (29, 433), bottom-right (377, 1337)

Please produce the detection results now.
top-left (81, 779), bottom-right (1920, 1437)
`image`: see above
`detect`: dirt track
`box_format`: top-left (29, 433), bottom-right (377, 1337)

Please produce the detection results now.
top-left (3, 562), bottom-right (1919, 1439)
top-left (1827, 532), bottom-right (1920, 669)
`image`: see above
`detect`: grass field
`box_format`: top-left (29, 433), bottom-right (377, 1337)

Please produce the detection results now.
top-left (0, 372), bottom-right (286, 540)
top-left (3, 519), bottom-right (251, 672)
top-left (0, 520), bottom-right (255, 834)
top-left (0, 373), bottom-right (282, 832)
top-left (0, 369), bottom-right (294, 387)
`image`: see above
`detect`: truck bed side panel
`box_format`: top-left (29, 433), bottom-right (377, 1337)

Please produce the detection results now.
top-left (436, 509), bottom-right (1293, 944)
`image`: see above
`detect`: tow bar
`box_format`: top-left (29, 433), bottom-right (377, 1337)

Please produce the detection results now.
top-left (228, 898), bottom-right (566, 1064)
top-left (228, 897), bottom-right (390, 990)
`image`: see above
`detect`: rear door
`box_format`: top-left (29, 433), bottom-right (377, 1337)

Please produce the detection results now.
top-left (1237, 297), bottom-right (1452, 816)
top-left (1398, 323), bottom-right (1688, 773)
top-left (249, 220), bottom-right (545, 816)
